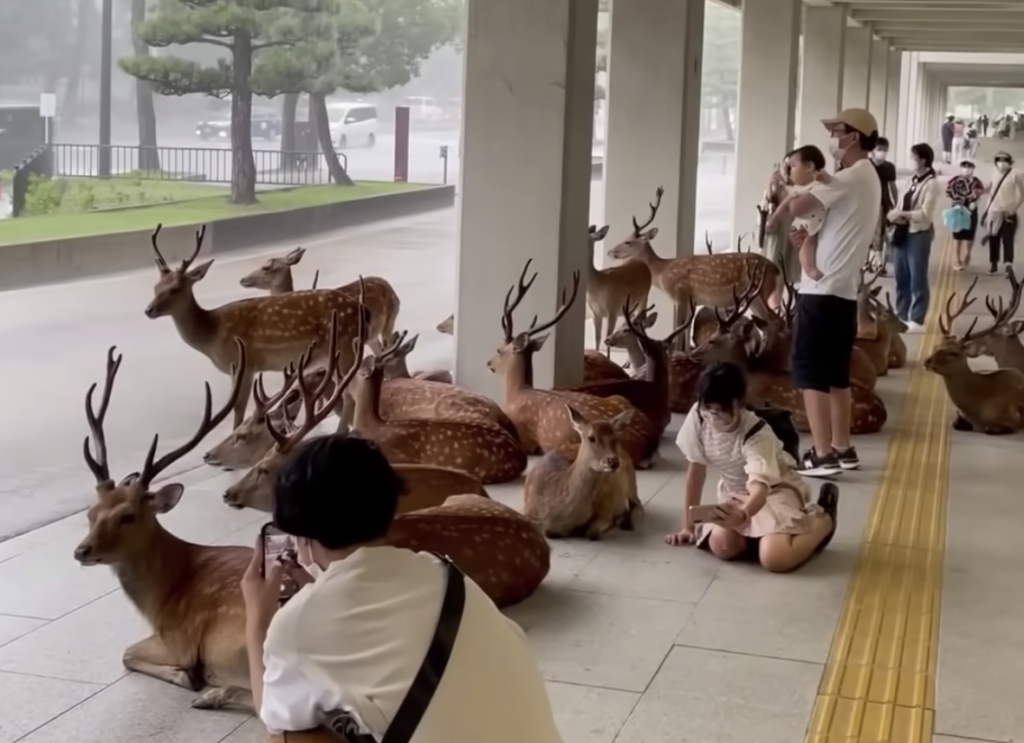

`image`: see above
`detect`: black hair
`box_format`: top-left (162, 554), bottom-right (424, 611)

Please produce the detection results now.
top-left (273, 433), bottom-right (405, 550)
top-left (911, 143), bottom-right (935, 168)
top-left (959, 160), bottom-right (975, 169)
top-left (876, 137), bottom-right (890, 149)
top-left (785, 144), bottom-right (826, 171)
top-left (696, 362), bottom-right (747, 410)
top-left (856, 130), bottom-right (879, 152)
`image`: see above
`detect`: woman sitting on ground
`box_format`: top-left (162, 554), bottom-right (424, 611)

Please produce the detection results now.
top-left (665, 362), bottom-right (838, 573)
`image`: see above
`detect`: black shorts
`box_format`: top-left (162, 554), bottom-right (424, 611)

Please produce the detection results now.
top-left (792, 294), bottom-right (858, 393)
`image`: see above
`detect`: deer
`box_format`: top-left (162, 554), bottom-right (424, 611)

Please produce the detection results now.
top-left (606, 187), bottom-right (780, 324)
top-left (560, 297), bottom-right (694, 436)
top-left (927, 274), bottom-right (1024, 434)
top-left (853, 265), bottom-right (898, 377)
top-left (587, 221), bottom-right (653, 352)
top-left (144, 225), bottom-right (384, 429)
top-left (488, 259), bottom-right (660, 467)
top-left (377, 330), bottom-right (452, 384)
top-left (349, 333), bottom-right (527, 484)
top-left (238, 246), bottom-right (307, 294)
top-left (604, 306), bottom-right (704, 414)
top-left (523, 405), bottom-right (642, 540)
top-left (692, 266), bottom-right (887, 435)
top-left (963, 268), bottom-right (1024, 373)
top-left (437, 311), bottom-right (631, 384)
top-left (871, 290), bottom-right (909, 369)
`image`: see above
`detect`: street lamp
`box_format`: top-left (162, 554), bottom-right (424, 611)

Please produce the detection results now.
top-left (99, 0), bottom-right (113, 177)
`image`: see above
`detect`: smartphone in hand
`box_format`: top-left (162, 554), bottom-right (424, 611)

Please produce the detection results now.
top-left (260, 523), bottom-right (301, 603)
top-left (688, 504), bottom-right (728, 525)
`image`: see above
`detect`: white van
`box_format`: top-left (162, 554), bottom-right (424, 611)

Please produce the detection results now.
top-left (327, 103), bottom-right (378, 149)
top-left (403, 96), bottom-right (445, 122)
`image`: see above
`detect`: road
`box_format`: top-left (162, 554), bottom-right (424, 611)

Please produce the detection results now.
top-left (0, 165), bottom-right (737, 541)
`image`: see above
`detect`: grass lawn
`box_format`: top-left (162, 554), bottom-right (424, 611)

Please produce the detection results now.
top-left (0, 182), bottom-right (426, 246)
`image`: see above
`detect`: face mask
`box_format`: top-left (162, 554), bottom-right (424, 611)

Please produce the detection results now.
top-left (873, 150), bottom-right (888, 162)
top-left (297, 538), bottom-right (323, 579)
top-left (829, 136), bottom-right (846, 160)
top-left (997, 161), bottom-right (1011, 172)
top-left (961, 168), bottom-right (974, 177)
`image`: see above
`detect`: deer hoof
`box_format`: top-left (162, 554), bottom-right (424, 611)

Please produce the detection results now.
top-left (952, 415), bottom-right (974, 432)
top-left (191, 688), bottom-right (231, 710)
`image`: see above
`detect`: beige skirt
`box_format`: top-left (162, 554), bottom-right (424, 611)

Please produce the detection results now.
top-left (698, 483), bottom-right (822, 545)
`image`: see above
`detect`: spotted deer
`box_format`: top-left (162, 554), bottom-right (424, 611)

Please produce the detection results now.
top-left (604, 302), bottom-right (704, 413)
top-left (587, 220), bottom-right (653, 352)
top-left (437, 311), bottom-right (630, 384)
top-left (693, 267), bottom-right (887, 435)
top-left (377, 330), bottom-right (452, 383)
top-left (853, 266), bottom-right (897, 376)
top-left (350, 334), bottom-right (526, 484)
top-left (238, 246), bottom-right (307, 293)
top-left (963, 268), bottom-right (1024, 372)
top-left (606, 188), bottom-right (780, 323)
top-left (376, 332), bottom-right (519, 439)
top-left (488, 260), bottom-right (660, 467)
top-left (145, 225), bottom-right (385, 428)
top-left (562, 297), bottom-right (695, 436)
top-left (927, 274), bottom-right (1024, 434)
top-left (523, 405), bottom-right (641, 540)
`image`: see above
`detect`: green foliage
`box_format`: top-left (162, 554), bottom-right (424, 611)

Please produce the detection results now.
top-left (701, 2), bottom-right (740, 110)
top-left (23, 175), bottom-right (68, 216)
top-left (21, 175), bottom-right (228, 216)
top-left (949, 87), bottom-right (1024, 114)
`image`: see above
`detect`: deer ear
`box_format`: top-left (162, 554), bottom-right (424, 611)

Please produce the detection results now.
top-left (285, 247), bottom-right (305, 265)
top-left (145, 483), bottom-right (184, 514)
top-left (870, 285), bottom-right (883, 298)
top-left (565, 404), bottom-right (587, 430)
top-left (528, 334), bottom-right (549, 352)
top-left (592, 225), bottom-right (610, 241)
top-left (185, 259), bottom-right (215, 282)
top-left (1011, 320), bottom-right (1024, 335)
top-left (643, 227), bottom-right (659, 241)
top-left (644, 311), bottom-right (658, 328)
top-left (609, 408), bottom-right (633, 431)
top-left (401, 334), bottom-right (419, 355)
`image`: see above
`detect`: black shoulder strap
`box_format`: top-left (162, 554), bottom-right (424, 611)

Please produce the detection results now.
top-left (983, 170), bottom-right (1013, 224)
top-left (743, 418), bottom-right (766, 443)
top-left (320, 556), bottom-right (466, 743)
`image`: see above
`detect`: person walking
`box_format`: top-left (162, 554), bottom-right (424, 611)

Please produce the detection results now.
top-left (941, 114), bottom-right (955, 164)
top-left (782, 108), bottom-right (881, 478)
top-left (946, 159), bottom-right (985, 270)
top-left (888, 144), bottom-right (939, 332)
top-left (984, 151), bottom-right (1024, 274)
top-left (979, 114), bottom-right (989, 137)
top-left (951, 120), bottom-right (967, 165)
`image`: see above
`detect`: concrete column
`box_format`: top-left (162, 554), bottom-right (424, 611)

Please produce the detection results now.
top-left (732, 0), bottom-right (801, 245)
top-left (896, 51), bottom-right (919, 169)
top-left (843, 26), bottom-right (873, 110)
top-left (456, 0), bottom-right (599, 395)
top-left (884, 48), bottom-right (902, 142)
top-left (798, 5), bottom-right (847, 158)
top-left (602, 0), bottom-right (704, 333)
top-left (869, 39), bottom-right (889, 126)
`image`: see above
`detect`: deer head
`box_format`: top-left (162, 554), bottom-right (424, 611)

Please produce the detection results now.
top-left (567, 405), bottom-right (631, 472)
top-left (223, 287), bottom-right (367, 511)
top-left (437, 314), bottom-right (455, 335)
top-left (607, 186), bottom-right (664, 261)
top-left (144, 224), bottom-right (215, 318)
top-left (605, 298), bottom-right (694, 357)
top-left (486, 259), bottom-right (581, 377)
top-left (690, 265), bottom-right (768, 367)
top-left (202, 375), bottom-right (299, 470)
top-left (379, 331), bottom-right (419, 380)
top-left (239, 247), bottom-right (305, 292)
top-left (74, 340), bottom-right (247, 566)
top-left (963, 268), bottom-right (1024, 360)
top-left (351, 330), bottom-right (411, 412)
top-left (872, 291), bottom-right (908, 335)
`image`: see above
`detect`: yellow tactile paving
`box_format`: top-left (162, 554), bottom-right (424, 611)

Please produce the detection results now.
top-left (804, 241), bottom-right (956, 743)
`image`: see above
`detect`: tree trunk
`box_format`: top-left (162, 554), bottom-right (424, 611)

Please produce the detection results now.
top-left (280, 93), bottom-right (299, 168)
top-left (131, 0), bottom-right (160, 172)
top-left (230, 35), bottom-right (257, 205)
top-left (311, 92), bottom-right (353, 186)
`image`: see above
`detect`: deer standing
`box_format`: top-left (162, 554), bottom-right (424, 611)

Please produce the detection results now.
top-left (927, 275), bottom-right (1024, 434)
top-left (350, 334), bottom-right (526, 484)
top-left (488, 260), bottom-right (660, 467)
top-left (523, 405), bottom-right (641, 540)
top-left (606, 188), bottom-right (780, 324)
top-left (963, 269), bottom-right (1024, 372)
top-left (238, 246), bottom-right (307, 293)
top-left (587, 220), bottom-right (652, 353)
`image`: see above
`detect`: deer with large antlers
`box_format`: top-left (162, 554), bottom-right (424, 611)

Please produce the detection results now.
top-left (349, 333), bottom-right (526, 484)
top-left (927, 272), bottom-right (1024, 434)
top-left (145, 225), bottom-right (392, 428)
top-left (377, 329), bottom-right (452, 384)
top-left (852, 266), bottom-right (898, 377)
top-left (963, 269), bottom-right (1024, 373)
top-left (607, 187), bottom-right (780, 324)
top-left (587, 223), bottom-right (653, 352)
top-left (523, 405), bottom-right (641, 540)
top-left (489, 260), bottom-right (660, 467)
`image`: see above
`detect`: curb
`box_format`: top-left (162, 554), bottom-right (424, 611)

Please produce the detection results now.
top-left (0, 185), bottom-right (456, 292)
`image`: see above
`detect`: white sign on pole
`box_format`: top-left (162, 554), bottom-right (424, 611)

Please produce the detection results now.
top-left (39, 93), bottom-right (57, 118)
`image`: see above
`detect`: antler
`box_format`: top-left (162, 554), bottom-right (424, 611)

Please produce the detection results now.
top-left (939, 276), bottom-right (979, 338)
top-left (631, 186), bottom-right (665, 236)
top-left (859, 259), bottom-right (883, 289)
top-left (82, 346), bottom-right (125, 486)
top-left (524, 270), bottom-right (581, 338)
top-left (704, 232), bottom-right (714, 255)
top-left (150, 222), bottom-right (207, 274)
top-left (970, 266), bottom-right (1024, 342)
top-left (501, 259), bottom-right (538, 343)
top-left (138, 339), bottom-right (247, 487)
top-left (311, 270), bottom-right (320, 290)
top-left (714, 263), bottom-right (768, 329)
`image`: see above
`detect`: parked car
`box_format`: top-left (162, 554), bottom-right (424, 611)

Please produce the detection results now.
top-left (195, 108), bottom-right (282, 141)
top-left (327, 102), bottom-right (378, 149)
top-left (403, 96), bottom-right (445, 122)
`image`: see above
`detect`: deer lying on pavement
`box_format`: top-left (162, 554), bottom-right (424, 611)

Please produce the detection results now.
top-left (853, 266), bottom-right (898, 376)
top-left (927, 275), bottom-right (1024, 434)
top-left (489, 260), bottom-right (660, 467)
top-left (872, 290), bottom-right (909, 369)
top-left (524, 405), bottom-right (641, 540)
top-left (587, 219), bottom-right (652, 352)
top-left (350, 334), bottom-right (527, 484)
top-left (604, 306), bottom-right (703, 413)
top-left (437, 312), bottom-right (630, 384)
top-left (963, 268), bottom-right (1024, 372)
top-left (377, 330), bottom-right (452, 384)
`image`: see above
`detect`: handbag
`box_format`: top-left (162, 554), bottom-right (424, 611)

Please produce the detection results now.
top-left (942, 205), bottom-right (971, 233)
top-left (318, 556), bottom-right (467, 743)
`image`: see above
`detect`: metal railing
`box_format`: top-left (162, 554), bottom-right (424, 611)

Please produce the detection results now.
top-left (49, 143), bottom-right (347, 187)
top-left (12, 145), bottom-right (53, 217)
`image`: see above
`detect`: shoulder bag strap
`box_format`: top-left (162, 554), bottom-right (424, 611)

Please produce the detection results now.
top-left (983, 170), bottom-right (1012, 224)
top-left (742, 418), bottom-right (766, 444)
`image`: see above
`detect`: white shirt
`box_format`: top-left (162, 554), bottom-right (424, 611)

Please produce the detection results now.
top-left (260, 546), bottom-right (563, 743)
top-left (988, 168), bottom-right (1024, 216)
top-left (790, 182), bottom-right (827, 236)
top-left (798, 159), bottom-right (881, 301)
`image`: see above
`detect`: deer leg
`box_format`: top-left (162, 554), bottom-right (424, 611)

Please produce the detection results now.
top-left (123, 635), bottom-right (202, 691)
top-left (605, 310), bottom-right (620, 358)
top-left (952, 413), bottom-right (974, 431)
top-left (231, 369), bottom-right (255, 429)
top-left (593, 314), bottom-right (603, 353)
top-left (191, 685), bottom-right (254, 711)
top-left (585, 516), bottom-right (615, 541)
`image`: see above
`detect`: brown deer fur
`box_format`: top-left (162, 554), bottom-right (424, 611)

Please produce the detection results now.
top-left (605, 324), bottom-right (703, 414)
top-left (351, 336), bottom-right (526, 484)
top-left (238, 246), bottom-right (306, 294)
top-left (523, 406), bottom-right (642, 540)
top-left (586, 221), bottom-right (653, 351)
top-left (962, 269), bottom-right (1024, 372)
top-left (489, 261), bottom-right (660, 468)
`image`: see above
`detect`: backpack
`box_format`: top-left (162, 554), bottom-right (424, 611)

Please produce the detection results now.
top-left (744, 405), bottom-right (801, 462)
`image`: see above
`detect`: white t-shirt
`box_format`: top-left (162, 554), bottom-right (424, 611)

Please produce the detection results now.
top-left (260, 546), bottom-right (563, 743)
top-left (790, 183), bottom-right (827, 236)
top-left (799, 158), bottom-right (881, 300)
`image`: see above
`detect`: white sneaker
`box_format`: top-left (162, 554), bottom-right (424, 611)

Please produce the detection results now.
top-left (906, 321), bottom-right (925, 333)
